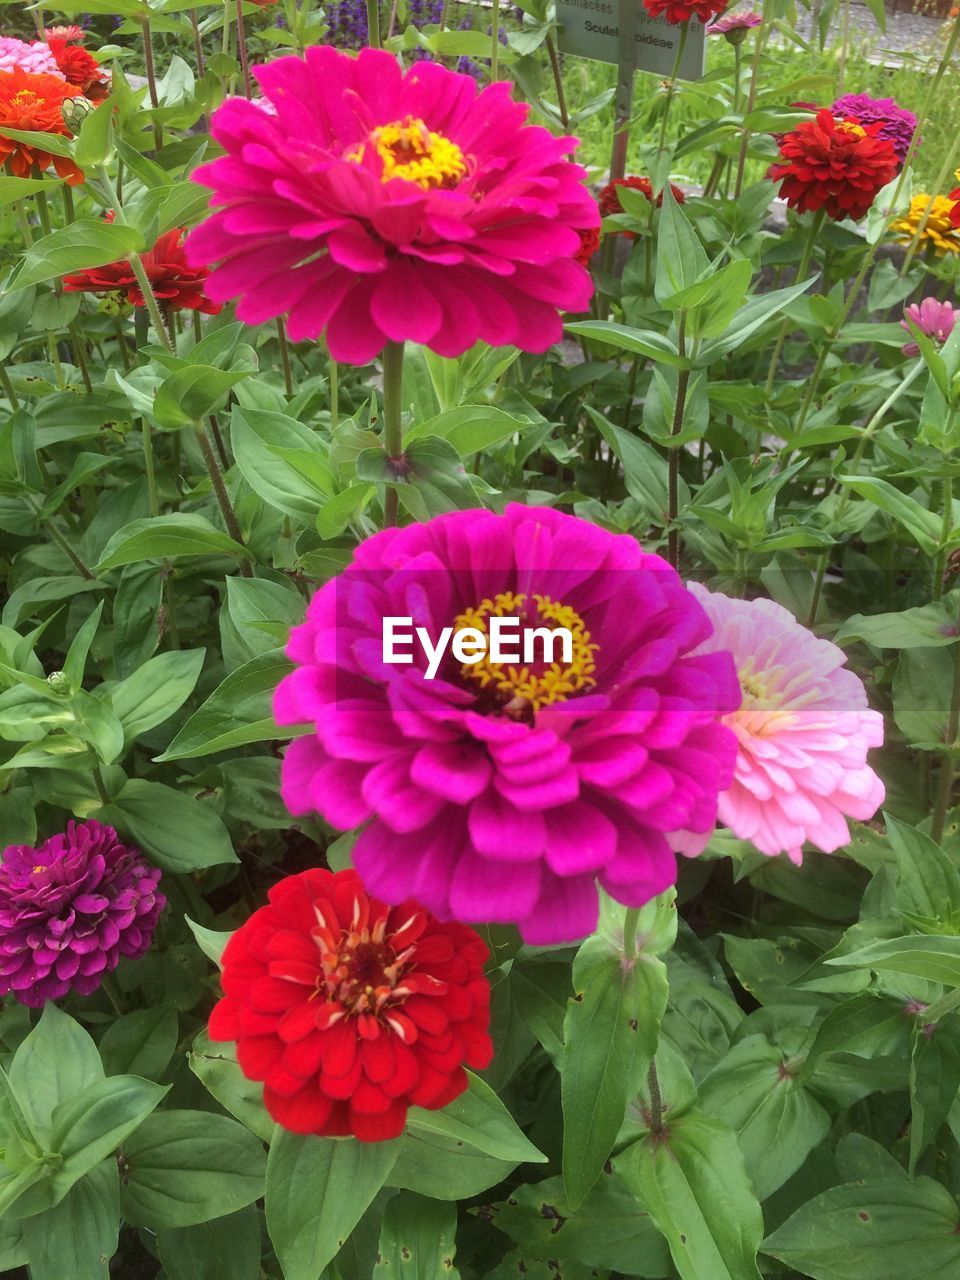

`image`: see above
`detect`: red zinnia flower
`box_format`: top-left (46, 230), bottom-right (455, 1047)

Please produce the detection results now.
top-left (48, 37), bottom-right (109, 101)
top-left (63, 226), bottom-right (222, 314)
top-left (574, 225), bottom-right (601, 267)
top-left (598, 176), bottom-right (686, 240)
top-left (768, 109), bottom-right (899, 221)
top-left (644, 0), bottom-right (728, 24)
top-left (948, 185), bottom-right (960, 229)
top-left (0, 67), bottom-right (85, 183)
top-left (209, 869), bottom-right (493, 1142)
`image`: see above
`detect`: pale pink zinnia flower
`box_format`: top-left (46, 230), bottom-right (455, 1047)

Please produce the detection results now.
top-left (677, 587), bottom-right (885, 864)
top-left (901, 297), bottom-right (956, 357)
top-left (706, 10), bottom-right (762, 39)
top-left (0, 36), bottom-right (63, 78)
top-left (186, 46), bottom-right (598, 365)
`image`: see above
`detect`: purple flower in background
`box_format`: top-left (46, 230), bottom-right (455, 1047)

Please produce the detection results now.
top-left (0, 820), bottom-right (165, 1007)
top-left (901, 297), bottom-right (956, 356)
top-left (832, 93), bottom-right (917, 164)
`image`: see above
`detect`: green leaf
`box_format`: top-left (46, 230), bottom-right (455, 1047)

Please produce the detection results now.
top-left (404, 405), bottom-right (530, 457)
top-left (373, 1193), bottom-right (460, 1280)
top-left (834, 599), bottom-right (960, 649)
top-left (73, 102), bottom-right (114, 170)
top-left (99, 778), bottom-right (237, 873)
top-left (565, 321), bottom-right (687, 367)
top-left (21, 1161), bottom-right (119, 1280)
top-left (265, 1130), bottom-right (400, 1280)
top-left (98, 1006), bottom-right (179, 1083)
top-left (8, 1004), bottom-right (103, 1141)
top-left (232, 406), bottom-right (332, 523)
top-left (109, 648), bottom-right (205, 743)
top-left (188, 1030), bottom-right (274, 1144)
top-left (561, 938), bottom-right (667, 1210)
top-left (157, 1207), bottom-right (262, 1280)
top-left (8, 221), bottom-right (144, 292)
top-left (95, 514), bottom-right (252, 571)
top-left (763, 1176), bottom-right (960, 1278)
top-left (835, 477), bottom-right (942, 555)
top-left (155, 650), bottom-right (295, 761)
top-left (403, 1072), bottom-right (546, 1165)
top-left (654, 185), bottom-right (710, 305)
top-left (119, 1110), bottom-right (267, 1229)
top-left (909, 1022), bottom-right (960, 1172)
top-left (886, 814), bottom-right (960, 931)
top-left (0, 176), bottom-right (60, 208)
top-left (153, 366), bottom-right (251, 431)
top-left (49, 1076), bottom-right (168, 1203)
top-left (699, 1036), bottom-right (830, 1198)
top-left (826, 936), bottom-right (960, 987)
top-left (796, 993), bottom-right (906, 1085)
top-left (185, 918), bottom-right (234, 970)
top-left (616, 1110), bottom-right (764, 1280)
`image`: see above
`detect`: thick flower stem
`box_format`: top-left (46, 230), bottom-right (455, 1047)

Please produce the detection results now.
top-left (190, 8), bottom-right (206, 77)
top-left (490, 0), bottom-right (502, 81)
top-left (235, 0), bottom-right (253, 98)
top-left (545, 36), bottom-right (570, 130)
top-left (196, 424), bottom-right (253, 576)
top-left (277, 317), bottom-right (294, 397)
top-left (382, 340), bottom-right (405, 528)
top-left (622, 906), bottom-right (640, 960)
top-left (733, 7), bottom-right (772, 199)
top-left (329, 354), bottom-right (340, 433)
top-left (656, 23), bottom-right (689, 156)
top-left (764, 209), bottom-right (826, 397)
top-left (667, 312), bottom-right (690, 571)
top-left (366, 0), bottom-right (382, 49)
top-left (141, 19), bottom-right (164, 153)
top-left (141, 420), bottom-right (159, 517)
top-left (26, 497), bottom-right (95, 580)
top-left (0, 363), bottom-right (20, 411)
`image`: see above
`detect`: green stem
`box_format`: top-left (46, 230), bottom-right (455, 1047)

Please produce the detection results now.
top-left (622, 906), bottom-right (640, 960)
top-left (656, 22), bottom-right (689, 155)
top-left (646, 1060), bottom-right (665, 1136)
top-left (545, 35), bottom-right (569, 130)
top-left (235, 0), bottom-right (253, 97)
top-left (920, 986), bottom-right (960, 1025)
top-left (366, 0), bottom-right (381, 48)
top-left (490, 0), bottom-right (501, 81)
top-left (26, 498), bottom-right (95, 580)
top-left (277, 317), bottom-right (294, 398)
top-left (932, 605), bottom-right (960, 844)
top-left (141, 419), bottom-right (159, 517)
top-left (190, 8), bottom-right (206, 77)
top-left (196, 424), bottom-right (253, 575)
top-left (382, 340), bottom-right (405, 528)
top-left (93, 764), bottom-right (111, 804)
top-left (141, 19), bottom-right (164, 152)
top-left (0, 363), bottom-right (20, 411)
top-left (68, 321), bottom-right (93, 393)
top-left (329, 354), bottom-right (339, 433)
top-left (667, 311), bottom-right (690, 570)
top-left (934, 472), bottom-right (953, 603)
top-left (733, 10), bottom-right (772, 198)
top-left (764, 209), bottom-right (826, 397)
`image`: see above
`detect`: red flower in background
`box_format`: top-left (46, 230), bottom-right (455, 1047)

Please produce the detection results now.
top-left (769, 110), bottom-right (898, 221)
top-left (63, 226), bottom-right (222, 314)
top-left (598, 176), bottom-right (686, 241)
top-left (948, 184), bottom-right (960, 229)
top-left (574, 226), bottom-right (601, 267)
top-left (0, 68), bottom-right (85, 183)
top-left (644, 0), bottom-right (728, 24)
top-left (48, 38), bottom-right (109, 101)
top-left (209, 869), bottom-right (493, 1142)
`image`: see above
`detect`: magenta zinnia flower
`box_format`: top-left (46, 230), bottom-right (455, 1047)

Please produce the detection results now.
top-left (274, 506), bottom-right (740, 944)
top-left (185, 47), bottom-right (598, 365)
top-left (831, 93), bottom-right (917, 164)
top-left (0, 36), bottom-right (62, 77)
top-left (706, 10), bottom-right (762, 38)
top-left (0, 820), bottom-right (165, 1007)
top-left (677, 588), bottom-right (885, 864)
top-left (901, 297), bottom-right (956, 357)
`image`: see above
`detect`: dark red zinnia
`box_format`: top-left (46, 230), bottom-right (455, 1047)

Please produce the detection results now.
top-left (768, 109), bottom-right (899, 221)
top-left (598, 176), bottom-right (686, 241)
top-left (574, 225), bottom-right (601, 267)
top-left (643, 0), bottom-right (728, 24)
top-left (63, 226), bottom-right (222, 314)
top-left (948, 186), bottom-right (960, 229)
top-left (209, 868), bottom-right (493, 1142)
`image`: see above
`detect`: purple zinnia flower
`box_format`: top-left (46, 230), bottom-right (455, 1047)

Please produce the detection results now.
top-left (274, 505), bottom-right (740, 945)
top-left (832, 93), bottom-right (917, 164)
top-left (0, 820), bottom-right (165, 1007)
top-left (901, 297), bottom-right (956, 356)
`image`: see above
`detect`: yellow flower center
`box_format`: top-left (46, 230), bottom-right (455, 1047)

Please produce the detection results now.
top-left (453, 591), bottom-right (599, 716)
top-left (347, 116), bottom-right (467, 190)
top-left (13, 90), bottom-right (38, 105)
top-left (32, 865), bottom-right (45, 875)
top-left (836, 118), bottom-right (867, 140)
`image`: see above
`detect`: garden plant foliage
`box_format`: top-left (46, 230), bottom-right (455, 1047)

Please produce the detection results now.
top-left (1, 1), bottom-right (960, 1278)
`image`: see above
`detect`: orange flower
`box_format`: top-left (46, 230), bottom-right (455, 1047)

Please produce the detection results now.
top-left (0, 67), bottom-right (85, 183)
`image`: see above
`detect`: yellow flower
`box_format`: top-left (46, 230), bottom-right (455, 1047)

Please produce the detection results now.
top-left (891, 193), bottom-right (960, 256)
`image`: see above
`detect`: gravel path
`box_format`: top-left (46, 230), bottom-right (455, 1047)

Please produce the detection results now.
top-left (793, 1), bottom-right (949, 60)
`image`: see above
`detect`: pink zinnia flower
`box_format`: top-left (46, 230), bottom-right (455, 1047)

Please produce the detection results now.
top-left (0, 820), bottom-right (165, 1007)
top-left (274, 506), bottom-right (740, 945)
top-left (185, 46), bottom-right (598, 365)
top-left (678, 587), bottom-right (884, 864)
top-left (0, 36), bottom-right (62, 77)
top-left (901, 297), bottom-right (956, 357)
top-left (706, 10), bottom-right (762, 38)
